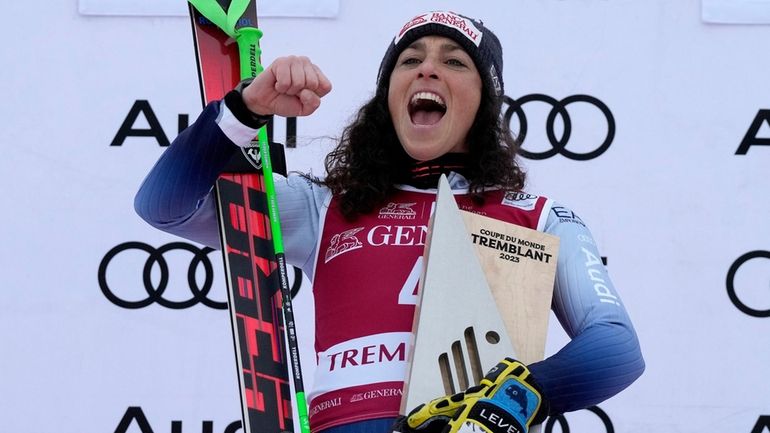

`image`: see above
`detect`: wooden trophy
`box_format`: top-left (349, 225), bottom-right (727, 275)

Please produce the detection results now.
top-left (401, 176), bottom-right (559, 432)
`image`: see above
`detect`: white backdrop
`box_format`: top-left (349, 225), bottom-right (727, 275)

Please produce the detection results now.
top-left (1, 1), bottom-right (769, 432)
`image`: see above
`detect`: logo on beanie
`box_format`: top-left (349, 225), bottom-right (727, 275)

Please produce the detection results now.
top-left (395, 11), bottom-right (483, 47)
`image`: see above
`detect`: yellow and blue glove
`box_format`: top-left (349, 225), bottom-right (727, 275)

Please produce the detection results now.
top-left (393, 358), bottom-right (549, 433)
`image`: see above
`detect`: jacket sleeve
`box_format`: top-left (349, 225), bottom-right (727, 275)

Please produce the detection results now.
top-left (133, 101), bottom-right (245, 248)
top-left (133, 99), bottom-right (325, 273)
top-left (527, 203), bottom-right (645, 415)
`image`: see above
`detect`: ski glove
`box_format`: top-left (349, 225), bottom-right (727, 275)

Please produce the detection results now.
top-left (393, 358), bottom-right (549, 433)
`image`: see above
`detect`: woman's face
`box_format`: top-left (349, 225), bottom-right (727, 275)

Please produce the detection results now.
top-left (388, 35), bottom-right (482, 162)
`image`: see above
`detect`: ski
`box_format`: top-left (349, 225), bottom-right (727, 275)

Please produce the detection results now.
top-left (188, 3), bottom-right (295, 433)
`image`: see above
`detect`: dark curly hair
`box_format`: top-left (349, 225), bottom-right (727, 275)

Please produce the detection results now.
top-left (308, 83), bottom-right (526, 220)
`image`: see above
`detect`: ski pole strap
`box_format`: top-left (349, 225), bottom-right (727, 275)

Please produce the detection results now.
top-left (188, 0), bottom-right (250, 37)
top-left (188, 0), bottom-right (283, 258)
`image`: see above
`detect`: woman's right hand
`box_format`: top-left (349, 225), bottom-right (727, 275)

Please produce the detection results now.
top-left (241, 55), bottom-right (332, 118)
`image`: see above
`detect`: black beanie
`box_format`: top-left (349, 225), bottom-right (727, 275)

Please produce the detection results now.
top-left (377, 11), bottom-right (504, 97)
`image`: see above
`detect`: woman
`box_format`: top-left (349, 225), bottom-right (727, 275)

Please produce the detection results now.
top-left (135, 11), bottom-right (644, 433)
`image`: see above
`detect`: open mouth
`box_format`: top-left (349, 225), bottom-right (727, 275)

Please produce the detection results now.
top-left (408, 92), bottom-right (447, 126)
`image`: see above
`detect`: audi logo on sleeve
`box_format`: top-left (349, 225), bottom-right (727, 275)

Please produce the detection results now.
top-left (544, 406), bottom-right (614, 433)
top-left (98, 241), bottom-right (304, 310)
top-left (503, 94), bottom-right (616, 161)
top-left (726, 250), bottom-right (770, 318)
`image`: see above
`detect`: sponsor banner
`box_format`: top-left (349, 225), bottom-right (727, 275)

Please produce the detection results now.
top-left (544, 406), bottom-right (614, 433)
top-left (726, 251), bottom-right (770, 317)
top-left (113, 407), bottom-right (241, 433)
top-left (98, 241), bottom-right (305, 309)
top-left (702, 0), bottom-right (770, 24)
top-left (78, 0), bottom-right (339, 18)
top-left (311, 332), bottom-right (411, 397)
top-left (502, 94), bottom-right (615, 161)
top-left (736, 109), bottom-right (770, 155)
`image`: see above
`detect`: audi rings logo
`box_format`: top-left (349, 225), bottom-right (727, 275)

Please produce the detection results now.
top-left (98, 241), bottom-right (304, 310)
top-left (99, 242), bottom-right (225, 309)
top-left (503, 94), bottom-right (616, 161)
top-left (544, 406), bottom-right (613, 433)
top-left (726, 250), bottom-right (770, 318)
